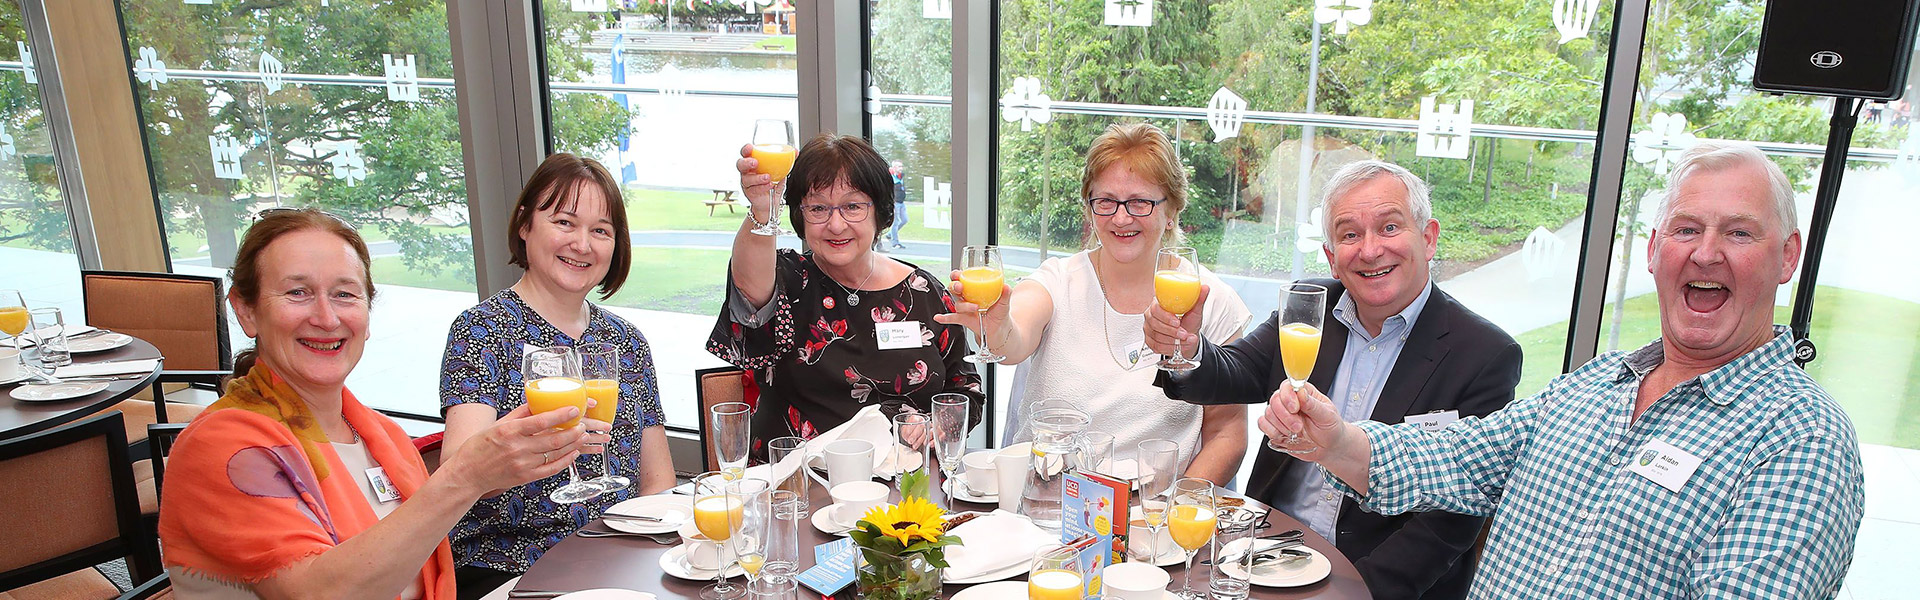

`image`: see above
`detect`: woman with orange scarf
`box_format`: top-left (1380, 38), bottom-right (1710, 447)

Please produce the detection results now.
top-left (158, 209), bottom-right (592, 599)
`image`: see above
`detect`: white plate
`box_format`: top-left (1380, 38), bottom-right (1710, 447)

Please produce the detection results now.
top-left (810, 503), bottom-right (856, 536)
top-left (949, 479), bottom-right (997, 504)
top-left (1215, 538), bottom-right (1332, 588)
top-left (10, 381), bottom-right (110, 402)
top-left (0, 371), bottom-right (32, 386)
top-left (657, 545), bottom-right (746, 581)
top-left (949, 580), bottom-right (1024, 600)
top-left (874, 444), bottom-right (924, 478)
top-left (67, 333), bottom-right (133, 354)
top-left (602, 494), bottom-right (694, 534)
top-left (943, 556), bottom-right (1028, 585)
top-left (553, 590), bottom-right (657, 600)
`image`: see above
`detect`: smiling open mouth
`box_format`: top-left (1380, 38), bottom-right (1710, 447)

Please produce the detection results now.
top-left (1683, 281), bottom-right (1729, 312)
top-left (558, 257), bottom-right (591, 268)
top-left (299, 339), bottom-right (344, 351)
top-left (1358, 266), bottom-right (1394, 278)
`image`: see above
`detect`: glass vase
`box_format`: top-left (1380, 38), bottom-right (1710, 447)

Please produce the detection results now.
top-left (855, 551), bottom-right (943, 600)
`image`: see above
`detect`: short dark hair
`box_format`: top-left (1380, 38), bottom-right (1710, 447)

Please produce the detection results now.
top-left (783, 134), bottom-right (894, 240)
top-left (507, 153), bottom-right (632, 299)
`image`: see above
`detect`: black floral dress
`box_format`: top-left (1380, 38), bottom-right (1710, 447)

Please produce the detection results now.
top-left (707, 250), bottom-right (984, 450)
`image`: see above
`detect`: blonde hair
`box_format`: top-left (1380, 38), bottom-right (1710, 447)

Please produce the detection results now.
top-left (1080, 123), bottom-right (1189, 245)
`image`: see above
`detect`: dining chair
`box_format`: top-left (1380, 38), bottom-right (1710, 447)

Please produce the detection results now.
top-left (412, 431), bottom-right (445, 474)
top-left (79, 270), bottom-right (232, 445)
top-left (693, 366), bottom-right (747, 472)
top-left (0, 412), bottom-right (162, 599)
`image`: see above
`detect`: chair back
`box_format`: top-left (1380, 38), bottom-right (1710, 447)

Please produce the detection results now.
top-left (80, 271), bottom-right (231, 372)
top-left (0, 412), bottom-right (160, 590)
top-left (694, 366), bottom-right (746, 473)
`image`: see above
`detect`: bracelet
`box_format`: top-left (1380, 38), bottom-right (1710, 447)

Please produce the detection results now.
top-left (746, 203), bottom-right (777, 230)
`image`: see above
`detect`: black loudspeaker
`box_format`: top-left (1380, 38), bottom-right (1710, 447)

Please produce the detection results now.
top-left (1752, 0), bottom-right (1920, 99)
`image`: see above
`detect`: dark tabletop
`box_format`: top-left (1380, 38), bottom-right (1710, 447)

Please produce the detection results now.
top-left (516, 467), bottom-right (1370, 599)
top-left (0, 337), bottom-right (163, 440)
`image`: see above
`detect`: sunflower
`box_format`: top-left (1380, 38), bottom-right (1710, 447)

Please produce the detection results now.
top-left (861, 496), bottom-right (948, 546)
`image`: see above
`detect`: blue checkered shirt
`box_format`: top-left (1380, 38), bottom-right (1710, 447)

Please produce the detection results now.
top-left (1328, 327), bottom-right (1864, 598)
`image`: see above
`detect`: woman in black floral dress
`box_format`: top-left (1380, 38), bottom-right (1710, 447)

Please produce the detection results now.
top-left (709, 134), bottom-right (983, 447)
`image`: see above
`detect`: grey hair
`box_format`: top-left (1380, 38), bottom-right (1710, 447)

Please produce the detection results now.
top-left (1319, 160), bottom-right (1434, 243)
top-left (1657, 141), bottom-right (1798, 235)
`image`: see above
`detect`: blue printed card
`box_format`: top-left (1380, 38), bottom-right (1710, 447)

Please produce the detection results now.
top-left (797, 538), bottom-right (859, 596)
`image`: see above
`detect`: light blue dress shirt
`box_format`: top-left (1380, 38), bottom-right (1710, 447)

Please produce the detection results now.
top-left (1271, 282), bottom-right (1432, 544)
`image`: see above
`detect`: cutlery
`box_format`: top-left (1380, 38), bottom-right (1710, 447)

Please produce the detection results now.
top-left (600, 512), bottom-right (665, 522)
top-left (576, 526), bottom-right (678, 544)
top-left (1205, 539), bottom-right (1306, 566)
top-left (506, 590), bottom-right (574, 599)
top-left (1247, 548), bottom-right (1314, 570)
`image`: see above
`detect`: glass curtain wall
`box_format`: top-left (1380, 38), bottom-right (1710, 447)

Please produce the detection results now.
top-left (117, 0), bottom-right (477, 416)
top-left (537, 0), bottom-right (797, 430)
top-left (0, 0), bottom-right (82, 320)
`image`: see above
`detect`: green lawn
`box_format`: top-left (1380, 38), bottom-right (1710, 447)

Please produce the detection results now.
top-left (751, 35), bottom-right (796, 52)
top-left (626, 187), bottom-right (951, 243)
top-left (1513, 286), bottom-right (1920, 449)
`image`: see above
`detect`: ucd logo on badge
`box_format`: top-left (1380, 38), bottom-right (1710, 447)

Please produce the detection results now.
top-left (1638, 449), bottom-right (1659, 467)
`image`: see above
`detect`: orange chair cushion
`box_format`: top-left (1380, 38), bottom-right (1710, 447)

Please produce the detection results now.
top-left (0, 569), bottom-right (120, 600)
top-left (82, 274), bottom-right (223, 370)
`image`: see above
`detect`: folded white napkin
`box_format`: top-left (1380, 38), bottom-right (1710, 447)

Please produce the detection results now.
top-left (2, 325), bottom-right (97, 348)
top-left (54, 358), bottom-right (159, 378)
top-left (942, 510), bottom-right (1058, 580)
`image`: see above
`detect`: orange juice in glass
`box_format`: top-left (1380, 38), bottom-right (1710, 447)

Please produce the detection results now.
top-left (584, 378), bottom-right (619, 423)
top-left (0, 306), bottom-right (27, 337)
top-left (1153, 270), bottom-right (1202, 315)
top-left (750, 144), bottom-right (798, 182)
top-left (525, 376), bottom-right (587, 430)
top-left (1169, 504), bottom-right (1217, 551)
top-left (694, 495), bottom-right (743, 541)
top-left (957, 266), bottom-right (1004, 307)
top-left (1278, 323), bottom-right (1322, 384)
top-left (1027, 569), bottom-right (1083, 600)
top-left (1156, 247), bottom-right (1203, 370)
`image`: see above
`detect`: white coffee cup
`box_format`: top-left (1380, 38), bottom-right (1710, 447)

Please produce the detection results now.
top-left (994, 442), bottom-right (1031, 513)
top-left (824, 439), bottom-right (876, 488)
top-left (0, 348), bottom-right (18, 380)
top-left (1103, 562), bottom-right (1171, 600)
top-left (678, 521), bottom-right (730, 571)
top-left (829, 480), bottom-right (889, 526)
top-left (960, 449), bottom-right (998, 496)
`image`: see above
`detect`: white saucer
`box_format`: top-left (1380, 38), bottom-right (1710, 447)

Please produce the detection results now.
top-left (874, 444), bottom-right (925, 479)
top-left (602, 494), bottom-right (693, 534)
top-left (68, 333), bottom-right (133, 354)
top-left (10, 381), bottom-right (109, 402)
top-left (1215, 538), bottom-right (1332, 587)
top-left (553, 590), bottom-right (657, 600)
top-left (810, 503), bottom-right (856, 536)
top-left (942, 557), bottom-right (1027, 585)
top-left (0, 371), bottom-right (32, 386)
top-left (657, 545), bottom-right (746, 581)
top-left (948, 580), bottom-right (1023, 600)
top-left (949, 480), bottom-right (997, 504)
top-left (1127, 540), bottom-right (1187, 567)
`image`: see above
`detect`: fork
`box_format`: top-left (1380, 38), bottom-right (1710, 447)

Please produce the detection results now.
top-left (576, 526), bottom-right (678, 544)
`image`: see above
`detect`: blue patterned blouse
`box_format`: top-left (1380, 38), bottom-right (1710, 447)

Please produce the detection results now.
top-left (439, 288), bottom-right (665, 573)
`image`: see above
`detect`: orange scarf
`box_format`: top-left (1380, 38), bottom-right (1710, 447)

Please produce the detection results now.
top-left (157, 363), bottom-right (455, 599)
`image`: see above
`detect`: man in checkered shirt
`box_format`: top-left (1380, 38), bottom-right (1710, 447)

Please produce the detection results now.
top-left (1262, 141), bottom-right (1865, 599)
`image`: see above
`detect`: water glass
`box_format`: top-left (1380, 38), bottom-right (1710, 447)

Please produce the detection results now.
top-left (746, 576), bottom-right (799, 600)
top-left (764, 490), bottom-right (805, 582)
top-left (892, 411), bottom-right (931, 485)
top-left (710, 402), bottom-right (752, 479)
top-left (28, 308), bottom-right (70, 368)
top-left (766, 436), bottom-right (809, 511)
top-left (1079, 431), bottom-right (1114, 474)
top-left (1208, 507), bottom-right (1261, 600)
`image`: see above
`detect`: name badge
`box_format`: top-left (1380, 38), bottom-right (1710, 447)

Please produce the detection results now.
top-left (875, 321), bottom-right (923, 350)
top-left (365, 466), bottom-right (402, 504)
top-left (1404, 410), bottom-right (1460, 432)
top-left (1627, 439), bottom-right (1702, 493)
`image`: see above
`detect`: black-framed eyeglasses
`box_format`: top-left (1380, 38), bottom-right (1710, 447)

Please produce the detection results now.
top-left (798, 202), bottom-right (873, 224)
top-left (1087, 197), bottom-right (1166, 217)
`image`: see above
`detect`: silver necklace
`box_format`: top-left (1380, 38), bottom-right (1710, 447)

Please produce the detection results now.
top-left (1089, 249), bottom-right (1143, 370)
top-left (827, 252), bottom-right (879, 306)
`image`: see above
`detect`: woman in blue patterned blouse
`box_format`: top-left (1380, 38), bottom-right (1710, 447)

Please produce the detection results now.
top-left (437, 153), bottom-right (675, 598)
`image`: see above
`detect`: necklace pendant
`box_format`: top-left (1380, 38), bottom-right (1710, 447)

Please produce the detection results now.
top-left (848, 292), bottom-right (860, 306)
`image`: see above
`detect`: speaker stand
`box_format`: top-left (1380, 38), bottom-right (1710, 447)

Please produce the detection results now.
top-left (1786, 97), bottom-right (1864, 367)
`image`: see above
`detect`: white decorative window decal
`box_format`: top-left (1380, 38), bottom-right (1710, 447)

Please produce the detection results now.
top-left (865, 82), bottom-right (882, 115)
top-left (1315, 0), bottom-right (1372, 35)
top-left (1000, 77), bottom-right (1052, 132)
top-left (0, 123), bottom-right (15, 159)
top-left (17, 42), bottom-right (34, 85)
top-left (1631, 112), bottom-right (1696, 175)
top-left (1553, 0), bottom-right (1602, 44)
top-left (728, 0), bottom-right (770, 9)
top-left (1894, 126), bottom-right (1920, 185)
top-left (658, 63), bottom-right (686, 98)
top-left (1416, 96), bottom-right (1473, 160)
top-left (329, 140), bottom-right (368, 187)
top-left (209, 135), bottom-right (244, 180)
top-left (259, 52), bottom-right (285, 95)
top-left (382, 54), bottom-right (420, 102)
top-left (134, 46), bottom-right (168, 90)
top-left (1206, 87), bottom-right (1248, 142)
top-left (1296, 209), bottom-right (1329, 264)
top-left (922, 177), bottom-right (953, 230)
top-left (1105, 0), bottom-right (1153, 27)
top-left (571, 0), bottom-right (609, 11)
top-left (1521, 226), bottom-right (1566, 282)
top-left (923, 0), bottom-right (952, 19)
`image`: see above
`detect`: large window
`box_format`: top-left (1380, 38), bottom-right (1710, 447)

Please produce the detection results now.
top-left (0, 1), bottom-right (82, 319)
top-left (118, 0), bottom-right (478, 416)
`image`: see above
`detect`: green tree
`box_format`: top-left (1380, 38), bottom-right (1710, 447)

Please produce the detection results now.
top-left (0, 4), bottom-right (71, 252)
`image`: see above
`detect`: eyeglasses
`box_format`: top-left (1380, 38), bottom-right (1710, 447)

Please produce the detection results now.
top-left (798, 202), bottom-right (873, 224)
top-left (1087, 197), bottom-right (1166, 217)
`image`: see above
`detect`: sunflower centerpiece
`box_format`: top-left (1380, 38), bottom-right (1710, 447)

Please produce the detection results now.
top-left (849, 497), bottom-right (960, 600)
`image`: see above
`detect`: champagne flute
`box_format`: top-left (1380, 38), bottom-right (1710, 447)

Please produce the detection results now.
top-left (1270, 282), bottom-right (1327, 454)
top-left (931, 393), bottom-right (970, 502)
top-left (693, 472), bottom-right (745, 600)
top-left (710, 402), bottom-right (752, 480)
top-left (958, 245), bottom-right (1005, 364)
top-left (1027, 545), bottom-right (1086, 600)
top-left (748, 119), bottom-right (797, 236)
top-left (727, 478), bottom-right (773, 584)
top-left (1168, 478), bottom-right (1217, 600)
top-left (1155, 247), bottom-right (1203, 370)
top-left (0, 290), bottom-right (26, 370)
top-left (523, 345), bottom-right (602, 504)
top-left (579, 342), bottom-right (628, 494)
top-left (1136, 439), bottom-right (1179, 566)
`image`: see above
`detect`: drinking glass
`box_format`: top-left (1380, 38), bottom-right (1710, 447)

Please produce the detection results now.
top-left (692, 472), bottom-right (745, 599)
top-left (710, 402), bottom-right (752, 480)
top-left (1155, 247), bottom-right (1203, 370)
top-left (1079, 431), bottom-right (1114, 475)
top-left (958, 245), bottom-right (1005, 364)
top-left (1136, 439), bottom-right (1179, 565)
top-left (0, 290), bottom-right (25, 369)
top-left (578, 342), bottom-right (627, 494)
top-left (1027, 545), bottom-right (1086, 600)
top-left (727, 478), bottom-right (773, 584)
top-left (931, 393), bottom-right (970, 501)
top-left (523, 345), bottom-right (601, 503)
top-left (766, 436), bottom-right (809, 511)
top-left (746, 576), bottom-right (798, 600)
top-left (28, 308), bottom-right (70, 368)
top-left (1208, 507), bottom-right (1261, 600)
top-left (891, 411), bottom-right (931, 487)
top-left (1168, 478), bottom-right (1217, 600)
top-left (1270, 282), bottom-right (1328, 454)
top-left (763, 490), bottom-right (805, 582)
top-left (748, 119), bottom-right (797, 236)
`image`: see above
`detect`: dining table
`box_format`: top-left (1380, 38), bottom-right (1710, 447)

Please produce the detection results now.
top-left (513, 466), bottom-right (1371, 599)
top-left (0, 334), bottom-right (164, 441)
